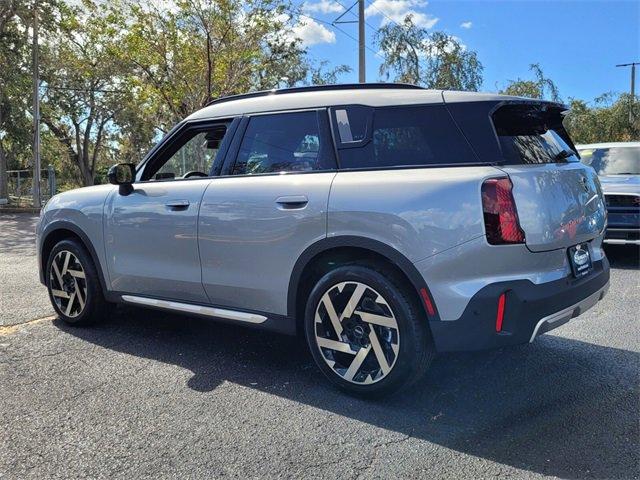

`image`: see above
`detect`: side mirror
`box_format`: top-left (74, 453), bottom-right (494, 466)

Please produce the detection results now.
top-left (107, 163), bottom-right (136, 195)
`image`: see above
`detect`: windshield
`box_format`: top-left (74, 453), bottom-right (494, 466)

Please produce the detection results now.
top-left (578, 147), bottom-right (640, 175)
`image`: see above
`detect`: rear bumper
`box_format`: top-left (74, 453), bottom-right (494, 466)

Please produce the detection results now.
top-left (429, 257), bottom-right (610, 352)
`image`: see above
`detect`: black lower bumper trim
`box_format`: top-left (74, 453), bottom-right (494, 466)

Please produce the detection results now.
top-left (429, 257), bottom-right (610, 352)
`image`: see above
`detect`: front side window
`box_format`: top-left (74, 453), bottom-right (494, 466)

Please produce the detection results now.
top-left (233, 111), bottom-right (332, 175)
top-left (333, 105), bottom-right (476, 169)
top-left (143, 123), bottom-right (230, 181)
top-left (154, 125), bottom-right (227, 180)
top-left (578, 147), bottom-right (640, 175)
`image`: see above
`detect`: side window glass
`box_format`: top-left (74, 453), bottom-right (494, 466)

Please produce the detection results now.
top-left (336, 105), bottom-right (476, 169)
top-left (153, 125), bottom-right (228, 180)
top-left (233, 111), bottom-right (329, 175)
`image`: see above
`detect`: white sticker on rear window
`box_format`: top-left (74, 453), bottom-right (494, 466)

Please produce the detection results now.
top-left (335, 109), bottom-right (354, 143)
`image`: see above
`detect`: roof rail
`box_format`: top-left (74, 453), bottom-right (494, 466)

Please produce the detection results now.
top-left (206, 83), bottom-right (424, 107)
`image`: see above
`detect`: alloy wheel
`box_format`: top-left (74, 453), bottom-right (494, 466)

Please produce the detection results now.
top-left (313, 281), bottom-right (400, 384)
top-left (49, 250), bottom-right (87, 318)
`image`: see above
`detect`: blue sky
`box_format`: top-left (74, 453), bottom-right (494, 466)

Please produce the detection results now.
top-left (295, 0), bottom-right (639, 102)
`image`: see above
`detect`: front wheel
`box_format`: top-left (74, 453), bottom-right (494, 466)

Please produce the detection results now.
top-left (304, 265), bottom-right (435, 397)
top-left (46, 239), bottom-right (109, 326)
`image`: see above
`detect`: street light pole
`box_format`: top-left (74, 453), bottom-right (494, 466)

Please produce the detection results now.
top-left (32, 0), bottom-right (41, 208)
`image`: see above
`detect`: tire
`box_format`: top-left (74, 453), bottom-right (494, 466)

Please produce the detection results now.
top-left (46, 238), bottom-right (108, 326)
top-left (304, 264), bottom-right (435, 397)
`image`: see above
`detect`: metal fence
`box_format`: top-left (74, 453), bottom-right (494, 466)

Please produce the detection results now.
top-left (5, 166), bottom-right (56, 206)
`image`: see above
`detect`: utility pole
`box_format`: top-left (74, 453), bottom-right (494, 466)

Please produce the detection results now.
top-left (616, 62), bottom-right (638, 125)
top-left (332, 0), bottom-right (366, 83)
top-left (32, 0), bottom-right (41, 208)
top-left (358, 0), bottom-right (365, 83)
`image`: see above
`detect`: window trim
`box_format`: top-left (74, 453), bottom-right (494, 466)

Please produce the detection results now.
top-left (328, 105), bottom-right (374, 150)
top-left (220, 108), bottom-right (338, 178)
top-left (137, 117), bottom-right (240, 183)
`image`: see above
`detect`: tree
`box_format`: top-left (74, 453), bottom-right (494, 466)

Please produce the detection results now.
top-left (39, 1), bottom-right (130, 186)
top-left (308, 60), bottom-right (352, 85)
top-left (376, 15), bottom-right (483, 91)
top-left (499, 63), bottom-right (561, 102)
top-left (564, 93), bottom-right (640, 143)
top-left (109, 0), bottom-right (310, 134)
top-left (0, 0), bottom-right (34, 200)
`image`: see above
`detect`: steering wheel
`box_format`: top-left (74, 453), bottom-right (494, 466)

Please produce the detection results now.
top-left (182, 171), bottom-right (208, 179)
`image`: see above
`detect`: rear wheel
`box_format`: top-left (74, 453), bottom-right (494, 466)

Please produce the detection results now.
top-left (304, 265), bottom-right (435, 397)
top-left (46, 239), bottom-right (108, 326)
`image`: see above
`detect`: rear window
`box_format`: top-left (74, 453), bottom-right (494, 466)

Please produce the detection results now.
top-left (492, 104), bottom-right (578, 164)
top-left (332, 105), bottom-right (476, 169)
top-left (578, 147), bottom-right (640, 175)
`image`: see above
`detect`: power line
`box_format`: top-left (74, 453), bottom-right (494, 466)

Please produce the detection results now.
top-left (46, 86), bottom-right (129, 94)
top-left (299, 13), bottom-right (385, 63)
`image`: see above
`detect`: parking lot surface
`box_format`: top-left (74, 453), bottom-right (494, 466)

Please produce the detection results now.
top-left (1, 213), bottom-right (639, 479)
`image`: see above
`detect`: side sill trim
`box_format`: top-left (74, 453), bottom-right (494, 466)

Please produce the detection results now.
top-left (121, 295), bottom-right (268, 324)
top-left (529, 280), bottom-right (609, 343)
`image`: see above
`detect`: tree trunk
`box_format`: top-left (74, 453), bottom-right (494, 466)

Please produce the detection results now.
top-left (0, 106), bottom-right (7, 201)
top-left (0, 142), bottom-right (8, 202)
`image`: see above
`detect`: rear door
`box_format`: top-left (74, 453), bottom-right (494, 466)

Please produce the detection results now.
top-left (447, 98), bottom-right (606, 252)
top-left (198, 109), bottom-right (337, 315)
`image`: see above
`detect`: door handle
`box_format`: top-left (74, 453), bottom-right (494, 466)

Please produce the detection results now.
top-left (165, 200), bottom-right (190, 210)
top-left (276, 195), bottom-right (308, 210)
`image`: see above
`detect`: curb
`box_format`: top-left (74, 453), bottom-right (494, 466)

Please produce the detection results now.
top-left (0, 207), bottom-right (41, 214)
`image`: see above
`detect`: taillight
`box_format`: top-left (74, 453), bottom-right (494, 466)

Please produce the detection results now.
top-left (481, 177), bottom-right (525, 245)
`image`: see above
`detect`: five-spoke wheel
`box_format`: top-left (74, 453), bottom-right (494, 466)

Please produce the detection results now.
top-left (49, 250), bottom-right (87, 318)
top-left (46, 239), bottom-right (109, 325)
top-left (305, 264), bottom-right (435, 397)
top-left (313, 281), bottom-right (400, 384)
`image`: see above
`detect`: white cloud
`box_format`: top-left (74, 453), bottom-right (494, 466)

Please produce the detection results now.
top-left (293, 17), bottom-right (336, 46)
top-left (302, 0), bottom-right (344, 14)
top-left (365, 0), bottom-right (439, 28)
top-left (460, 21), bottom-right (472, 29)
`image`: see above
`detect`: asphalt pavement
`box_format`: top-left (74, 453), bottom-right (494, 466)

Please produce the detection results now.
top-left (1, 213), bottom-right (639, 479)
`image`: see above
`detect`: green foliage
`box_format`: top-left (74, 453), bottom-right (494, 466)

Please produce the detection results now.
top-left (308, 61), bottom-right (352, 86)
top-left (500, 63), bottom-right (561, 101)
top-left (565, 93), bottom-right (640, 143)
top-left (1, 1), bottom-right (636, 192)
top-left (375, 15), bottom-right (483, 91)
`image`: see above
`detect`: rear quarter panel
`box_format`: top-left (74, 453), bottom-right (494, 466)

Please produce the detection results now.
top-left (327, 166), bottom-right (503, 262)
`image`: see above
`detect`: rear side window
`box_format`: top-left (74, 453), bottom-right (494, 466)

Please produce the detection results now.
top-left (332, 105), bottom-right (476, 169)
top-left (233, 111), bottom-right (334, 175)
top-left (492, 104), bottom-right (578, 164)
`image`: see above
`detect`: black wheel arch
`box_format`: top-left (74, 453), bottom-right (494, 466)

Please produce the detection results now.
top-left (40, 221), bottom-right (110, 297)
top-left (288, 236), bottom-right (440, 327)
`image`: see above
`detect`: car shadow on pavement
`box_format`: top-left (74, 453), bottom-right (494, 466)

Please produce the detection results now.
top-left (55, 307), bottom-right (639, 480)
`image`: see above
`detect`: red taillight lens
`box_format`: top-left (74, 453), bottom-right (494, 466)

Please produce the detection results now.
top-left (481, 177), bottom-right (525, 245)
top-left (495, 292), bottom-right (506, 332)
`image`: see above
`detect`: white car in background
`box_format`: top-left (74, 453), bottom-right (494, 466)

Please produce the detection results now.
top-left (577, 142), bottom-right (640, 245)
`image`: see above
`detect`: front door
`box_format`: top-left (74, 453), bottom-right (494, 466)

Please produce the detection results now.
top-left (104, 121), bottom-right (234, 303)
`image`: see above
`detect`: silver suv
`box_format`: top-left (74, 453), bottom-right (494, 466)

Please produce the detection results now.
top-left (37, 84), bottom-right (610, 396)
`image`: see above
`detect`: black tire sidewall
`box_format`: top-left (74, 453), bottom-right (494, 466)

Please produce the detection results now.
top-left (304, 265), bottom-right (430, 397)
top-left (46, 239), bottom-right (104, 325)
